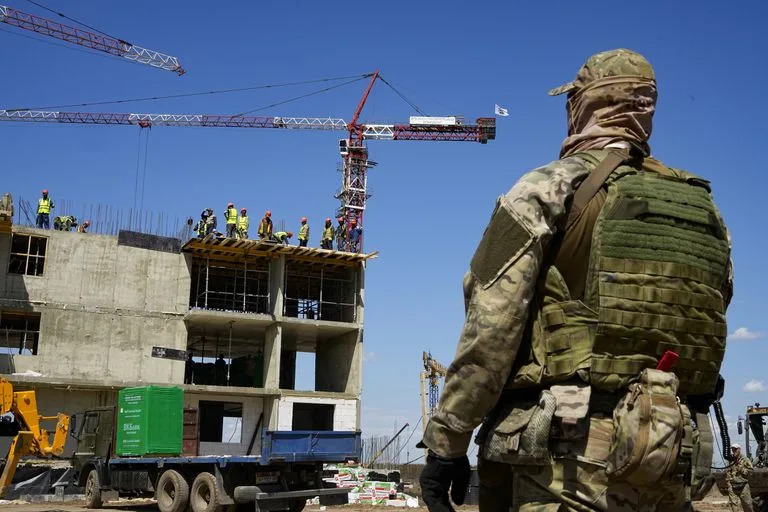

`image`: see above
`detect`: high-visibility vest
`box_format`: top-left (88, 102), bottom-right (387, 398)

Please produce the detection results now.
top-left (322, 226), bottom-right (334, 240)
top-left (37, 197), bottom-right (53, 214)
top-left (237, 215), bottom-right (249, 230)
top-left (299, 224), bottom-right (309, 240)
top-left (258, 218), bottom-right (273, 237)
top-left (274, 231), bottom-right (289, 242)
top-left (225, 207), bottom-right (237, 225)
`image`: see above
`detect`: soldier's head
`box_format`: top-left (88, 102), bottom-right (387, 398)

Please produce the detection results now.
top-left (731, 443), bottom-right (742, 458)
top-left (550, 49), bottom-right (657, 157)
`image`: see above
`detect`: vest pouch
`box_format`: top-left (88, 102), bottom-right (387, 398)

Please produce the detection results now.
top-left (480, 390), bottom-right (556, 466)
top-left (606, 368), bottom-right (685, 486)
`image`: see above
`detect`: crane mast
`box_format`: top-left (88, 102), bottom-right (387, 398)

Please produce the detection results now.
top-left (0, 4), bottom-right (185, 75)
top-left (420, 351), bottom-right (447, 435)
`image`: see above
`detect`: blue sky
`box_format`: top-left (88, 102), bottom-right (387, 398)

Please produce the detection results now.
top-left (2, 1), bottom-right (767, 463)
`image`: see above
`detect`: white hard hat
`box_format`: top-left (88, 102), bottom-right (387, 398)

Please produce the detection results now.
top-left (731, 443), bottom-right (741, 450)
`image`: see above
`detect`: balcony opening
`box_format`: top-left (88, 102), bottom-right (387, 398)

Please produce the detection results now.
top-left (292, 403), bottom-right (334, 431)
top-left (199, 401), bottom-right (243, 443)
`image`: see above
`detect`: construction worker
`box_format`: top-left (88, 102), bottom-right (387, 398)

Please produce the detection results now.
top-left (418, 49), bottom-right (734, 512)
top-left (194, 210), bottom-right (209, 238)
top-left (298, 217), bottom-right (309, 247)
top-left (321, 218), bottom-right (334, 249)
top-left (77, 220), bottom-right (91, 233)
top-left (237, 208), bottom-right (249, 239)
top-left (335, 216), bottom-right (347, 251)
top-left (53, 215), bottom-right (77, 231)
top-left (205, 208), bottom-right (217, 235)
top-left (224, 202), bottom-right (238, 238)
top-left (258, 210), bottom-right (273, 240)
top-left (274, 231), bottom-right (293, 244)
top-left (36, 189), bottom-right (54, 229)
top-left (348, 219), bottom-right (362, 253)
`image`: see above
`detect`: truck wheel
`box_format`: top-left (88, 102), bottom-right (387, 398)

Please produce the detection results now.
top-left (288, 499), bottom-right (306, 512)
top-left (84, 469), bottom-right (103, 509)
top-left (156, 469), bottom-right (189, 512)
top-left (190, 472), bottom-right (223, 512)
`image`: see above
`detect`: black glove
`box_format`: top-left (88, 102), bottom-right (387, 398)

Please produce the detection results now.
top-left (419, 451), bottom-right (471, 512)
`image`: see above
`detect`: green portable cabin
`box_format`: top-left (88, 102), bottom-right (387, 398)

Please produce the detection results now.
top-left (116, 386), bottom-right (183, 456)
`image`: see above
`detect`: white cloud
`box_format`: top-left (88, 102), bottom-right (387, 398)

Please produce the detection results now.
top-left (363, 351), bottom-right (378, 363)
top-left (744, 379), bottom-right (766, 392)
top-left (728, 327), bottom-right (763, 341)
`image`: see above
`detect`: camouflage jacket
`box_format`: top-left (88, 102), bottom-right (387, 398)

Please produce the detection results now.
top-left (421, 154), bottom-right (595, 458)
top-left (421, 152), bottom-right (733, 459)
top-left (726, 456), bottom-right (753, 487)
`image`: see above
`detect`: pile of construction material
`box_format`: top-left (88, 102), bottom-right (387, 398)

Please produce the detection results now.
top-left (318, 465), bottom-right (419, 508)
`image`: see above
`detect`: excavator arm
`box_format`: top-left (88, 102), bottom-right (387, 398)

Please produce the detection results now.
top-left (0, 378), bottom-right (70, 497)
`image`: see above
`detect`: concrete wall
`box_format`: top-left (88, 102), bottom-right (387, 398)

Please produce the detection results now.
top-left (184, 391), bottom-right (264, 456)
top-left (276, 396), bottom-right (357, 431)
top-left (0, 228), bottom-right (190, 384)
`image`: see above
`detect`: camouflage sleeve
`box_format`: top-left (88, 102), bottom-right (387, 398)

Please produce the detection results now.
top-left (421, 156), bottom-right (592, 458)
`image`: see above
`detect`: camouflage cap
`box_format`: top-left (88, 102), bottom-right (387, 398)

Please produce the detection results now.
top-left (548, 49), bottom-right (655, 96)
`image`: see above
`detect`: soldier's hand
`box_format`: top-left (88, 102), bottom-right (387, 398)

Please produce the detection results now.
top-left (419, 451), bottom-right (470, 512)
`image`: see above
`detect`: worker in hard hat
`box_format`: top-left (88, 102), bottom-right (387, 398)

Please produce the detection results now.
top-left (77, 220), bottom-right (91, 233)
top-left (237, 208), bottom-right (249, 240)
top-left (36, 189), bottom-right (54, 229)
top-left (224, 202), bottom-right (238, 238)
top-left (298, 217), bottom-right (309, 247)
top-left (194, 210), bottom-right (209, 238)
top-left (727, 443), bottom-right (755, 512)
top-left (335, 216), bottom-right (347, 251)
top-left (258, 210), bottom-right (273, 240)
top-left (53, 215), bottom-right (77, 231)
top-left (348, 218), bottom-right (362, 253)
top-left (274, 231), bottom-right (293, 245)
top-left (321, 218), bottom-right (334, 249)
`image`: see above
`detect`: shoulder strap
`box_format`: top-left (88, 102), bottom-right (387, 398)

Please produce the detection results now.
top-left (566, 150), bottom-right (628, 229)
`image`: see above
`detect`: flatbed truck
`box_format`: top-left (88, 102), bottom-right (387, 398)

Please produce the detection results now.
top-left (70, 406), bottom-right (359, 512)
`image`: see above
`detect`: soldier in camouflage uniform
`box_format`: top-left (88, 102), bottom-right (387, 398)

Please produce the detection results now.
top-left (726, 444), bottom-right (754, 512)
top-left (419, 49), bottom-right (733, 512)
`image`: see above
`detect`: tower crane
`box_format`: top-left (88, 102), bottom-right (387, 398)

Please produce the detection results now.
top-left (420, 351), bottom-right (447, 434)
top-left (0, 4), bottom-right (184, 74)
top-left (0, 72), bottom-right (495, 249)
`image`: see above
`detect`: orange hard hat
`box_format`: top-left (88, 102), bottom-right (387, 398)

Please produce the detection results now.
top-left (265, 210), bottom-right (271, 217)
top-left (228, 202), bottom-right (234, 207)
top-left (241, 208), bottom-right (247, 213)
top-left (287, 231), bottom-right (293, 237)
top-left (84, 220), bottom-right (91, 226)
top-left (42, 189), bottom-right (48, 195)
top-left (301, 217), bottom-right (307, 223)
top-left (325, 217), bottom-right (331, 222)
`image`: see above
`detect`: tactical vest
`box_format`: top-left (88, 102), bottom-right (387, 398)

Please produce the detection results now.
top-left (510, 151), bottom-right (730, 396)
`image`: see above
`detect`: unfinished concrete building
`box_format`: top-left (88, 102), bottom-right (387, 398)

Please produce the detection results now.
top-left (0, 214), bottom-right (371, 457)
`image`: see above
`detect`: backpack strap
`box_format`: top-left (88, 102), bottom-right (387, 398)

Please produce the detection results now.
top-left (566, 150), bottom-right (629, 229)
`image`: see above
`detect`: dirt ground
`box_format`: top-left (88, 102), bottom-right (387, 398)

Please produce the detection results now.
top-left (0, 488), bottom-right (734, 512)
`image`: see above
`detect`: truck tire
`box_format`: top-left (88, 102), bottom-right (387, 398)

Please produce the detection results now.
top-left (288, 499), bottom-right (306, 512)
top-left (190, 472), bottom-right (223, 512)
top-left (156, 469), bottom-right (189, 512)
top-left (84, 469), bottom-right (103, 509)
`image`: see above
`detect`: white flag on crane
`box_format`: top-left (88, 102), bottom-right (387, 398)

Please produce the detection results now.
top-left (494, 104), bottom-right (509, 117)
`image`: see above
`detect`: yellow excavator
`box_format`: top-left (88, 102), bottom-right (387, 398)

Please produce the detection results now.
top-left (0, 378), bottom-right (69, 497)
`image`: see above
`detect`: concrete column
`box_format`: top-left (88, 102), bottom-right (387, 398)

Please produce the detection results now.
top-left (355, 264), bottom-right (365, 324)
top-left (269, 255), bottom-right (285, 317)
top-left (315, 330), bottom-right (362, 394)
top-left (263, 323), bottom-right (282, 390)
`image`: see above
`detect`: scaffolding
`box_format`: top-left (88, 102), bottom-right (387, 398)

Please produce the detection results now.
top-left (190, 258), bottom-right (270, 314)
top-left (284, 263), bottom-right (357, 323)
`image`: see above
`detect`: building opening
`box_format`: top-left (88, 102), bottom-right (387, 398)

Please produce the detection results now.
top-left (199, 401), bottom-right (243, 443)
